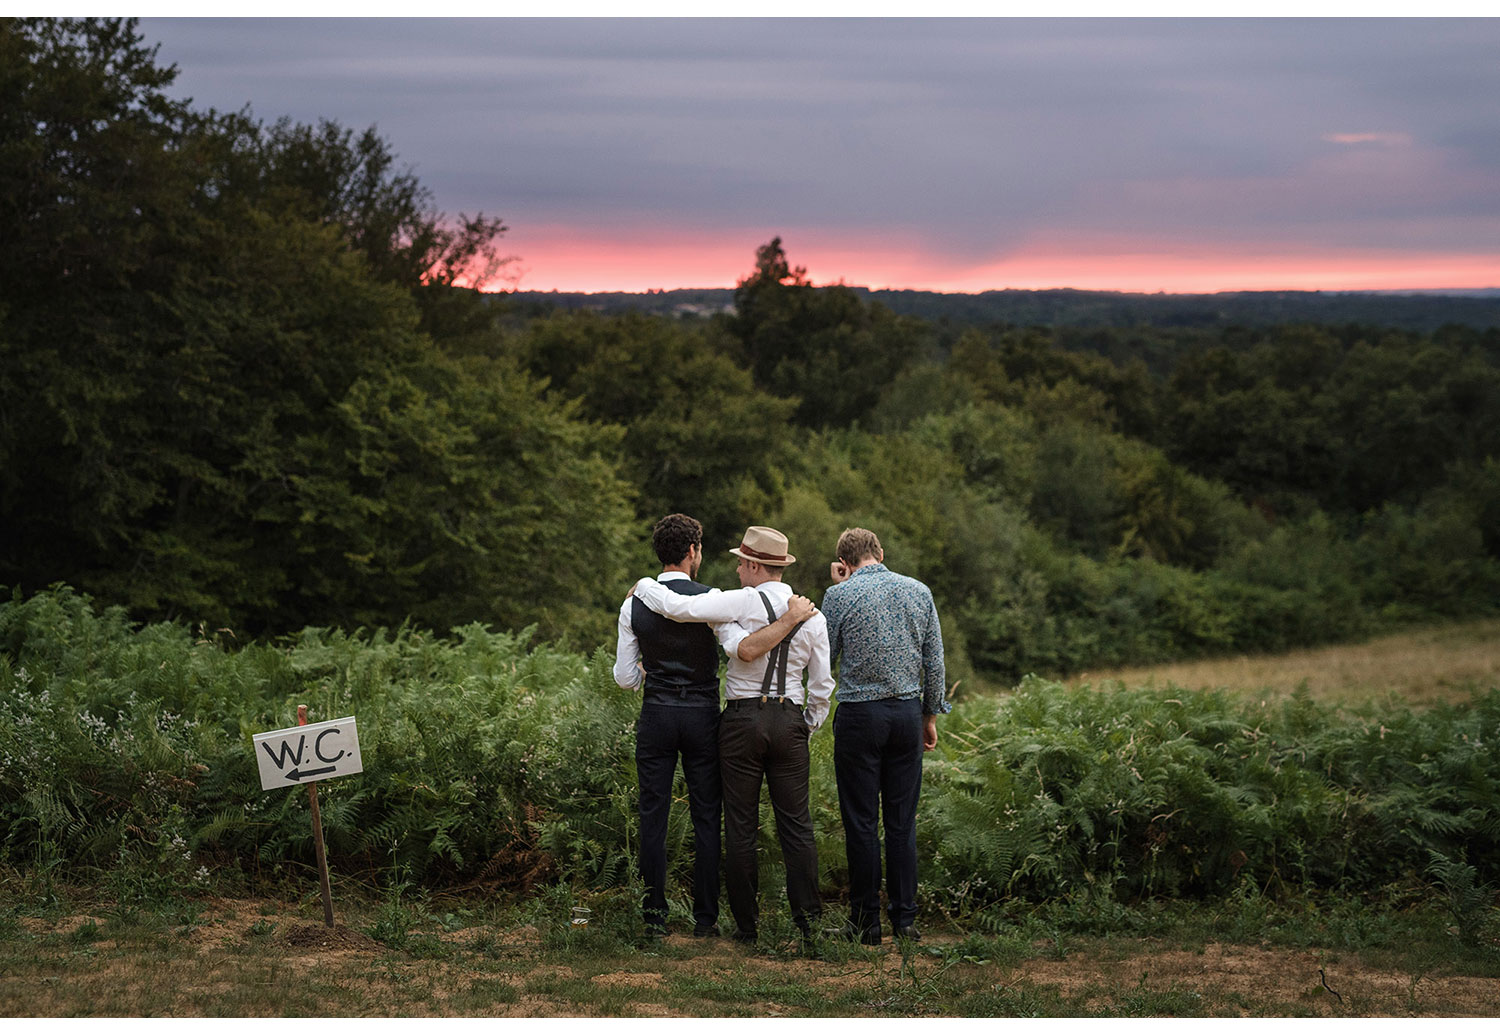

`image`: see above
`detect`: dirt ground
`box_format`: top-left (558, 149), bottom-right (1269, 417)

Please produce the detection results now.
top-left (7, 898), bottom-right (1496, 1017)
top-left (1007, 941), bottom-right (1494, 1016)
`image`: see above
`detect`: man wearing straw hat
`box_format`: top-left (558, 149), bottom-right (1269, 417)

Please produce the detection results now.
top-left (615, 514), bottom-right (813, 940)
top-left (630, 524), bottom-right (832, 946)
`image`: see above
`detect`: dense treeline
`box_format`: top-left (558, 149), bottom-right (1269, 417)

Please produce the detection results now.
top-left (508, 287), bottom-right (1500, 338)
top-left (3, 18), bottom-right (1498, 683)
top-left (0, 18), bottom-right (638, 644)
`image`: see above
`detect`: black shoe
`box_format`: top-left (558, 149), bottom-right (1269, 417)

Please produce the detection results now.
top-left (832, 922), bottom-right (881, 946)
top-left (892, 924), bottom-right (922, 942)
top-left (692, 924), bottom-right (721, 938)
top-left (732, 928), bottom-right (757, 943)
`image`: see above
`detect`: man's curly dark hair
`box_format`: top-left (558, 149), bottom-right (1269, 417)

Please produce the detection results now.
top-left (652, 513), bottom-right (703, 567)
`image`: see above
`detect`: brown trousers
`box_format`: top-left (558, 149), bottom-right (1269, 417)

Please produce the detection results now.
top-left (718, 698), bottom-right (822, 934)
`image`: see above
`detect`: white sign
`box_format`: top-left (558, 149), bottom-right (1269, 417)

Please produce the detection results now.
top-left (253, 716), bottom-right (363, 792)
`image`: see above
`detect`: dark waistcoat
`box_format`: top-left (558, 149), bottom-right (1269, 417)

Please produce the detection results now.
top-left (632, 578), bottom-right (720, 707)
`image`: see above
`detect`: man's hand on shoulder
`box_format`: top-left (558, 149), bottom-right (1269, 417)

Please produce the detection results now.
top-left (623, 576), bottom-right (656, 607)
top-left (786, 594), bottom-right (817, 623)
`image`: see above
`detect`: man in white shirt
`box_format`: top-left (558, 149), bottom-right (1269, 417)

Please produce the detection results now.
top-left (631, 525), bottom-right (832, 946)
top-left (614, 515), bottom-right (811, 940)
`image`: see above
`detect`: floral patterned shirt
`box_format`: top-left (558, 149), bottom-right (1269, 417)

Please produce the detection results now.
top-left (820, 563), bottom-right (949, 714)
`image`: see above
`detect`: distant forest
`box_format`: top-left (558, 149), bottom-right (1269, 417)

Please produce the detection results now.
top-left (508, 285), bottom-right (1500, 331)
top-left (5, 19), bottom-right (1499, 686)
top-left (506, 286), bottom-right (1500, 374)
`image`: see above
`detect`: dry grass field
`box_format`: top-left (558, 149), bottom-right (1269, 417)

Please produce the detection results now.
top-left (1067, 618), bottom-right (1500, 707)
top-left (2, 897), bottom-right (1496, 1018)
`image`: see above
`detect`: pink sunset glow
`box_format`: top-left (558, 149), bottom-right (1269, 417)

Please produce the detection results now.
top-left (499, 228), bottom-right (1500, 295)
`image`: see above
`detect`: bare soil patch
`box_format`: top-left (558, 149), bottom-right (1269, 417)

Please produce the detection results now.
top-left (591, 971), bottom-right (665, 990)
top-left (278, 922), bottom-right (382, 952)
top-left (1009, 941), bottom-right (1497, 1016)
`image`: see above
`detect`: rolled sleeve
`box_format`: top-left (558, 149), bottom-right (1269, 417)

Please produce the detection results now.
top-left (716, 621), bottom-right (749, 659)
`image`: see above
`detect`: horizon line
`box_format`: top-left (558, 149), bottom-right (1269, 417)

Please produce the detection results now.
top-left (490, 283), bottom-right (1500, 297)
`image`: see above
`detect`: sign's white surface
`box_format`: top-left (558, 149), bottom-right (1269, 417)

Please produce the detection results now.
top-left (253, 716), bottom-right (363, 792)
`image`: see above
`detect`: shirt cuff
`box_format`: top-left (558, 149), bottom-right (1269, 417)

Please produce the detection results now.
top-left (718, 626), bottom-right (748, 658)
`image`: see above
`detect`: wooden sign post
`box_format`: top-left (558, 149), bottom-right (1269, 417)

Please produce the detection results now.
top-left (253, 709), bottom-right (364, 929)
top-left (299, 706), bottom-right (335, 928)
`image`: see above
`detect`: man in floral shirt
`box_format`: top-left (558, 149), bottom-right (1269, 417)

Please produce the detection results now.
top-left (820, 527), bottom-right (949, 946)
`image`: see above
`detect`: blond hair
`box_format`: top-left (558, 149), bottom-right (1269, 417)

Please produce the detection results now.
top-left (835, 527), bottom-right (883, 567)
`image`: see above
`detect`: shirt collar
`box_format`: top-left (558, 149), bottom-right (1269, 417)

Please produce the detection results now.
top-left (659, 570), bottom-right (690, 581)
top-left (849, 562), bottom-right (888, 579)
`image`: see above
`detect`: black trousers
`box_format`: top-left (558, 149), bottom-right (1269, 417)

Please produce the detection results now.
top-left (832, 697), bottom-right (924, 933)
top-left (635, 702), bottom-right (722, 930)
top-left (718, 698), bottom-right (822, 934)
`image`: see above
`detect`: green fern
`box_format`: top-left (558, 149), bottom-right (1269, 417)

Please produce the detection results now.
top-left (4, 585), bottom-right (1498, 915)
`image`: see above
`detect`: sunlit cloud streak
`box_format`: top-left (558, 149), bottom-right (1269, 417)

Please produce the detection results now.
top-left (1324, 132), bottom-right (1414, 146)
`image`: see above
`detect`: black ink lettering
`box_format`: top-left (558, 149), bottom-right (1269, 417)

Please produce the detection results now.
top-left (314, 727), bottom-right (346, 764)
top-left (260, 735), bottom-right (306, 771)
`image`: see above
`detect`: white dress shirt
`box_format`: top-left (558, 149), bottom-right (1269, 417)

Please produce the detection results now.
top-left (631, 576), bottom-right (835, 730)
top-left (614, 571), bottom-right (720, 689)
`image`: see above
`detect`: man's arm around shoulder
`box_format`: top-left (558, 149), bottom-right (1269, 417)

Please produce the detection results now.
top-left (735, 594), bottom-right (817, 662)
top-left (632, 576), bottom-right (745, 625)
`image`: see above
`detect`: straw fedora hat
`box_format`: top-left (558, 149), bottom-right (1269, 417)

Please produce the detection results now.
top-left (728, 525), bottom-right (796, 566)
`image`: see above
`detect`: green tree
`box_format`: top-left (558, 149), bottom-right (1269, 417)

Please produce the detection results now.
top-left (0, 18), bottom-right (637, 642)
top-left (503, 310), bottom-right (798, 550)
top-left (729, 237), bottom-right (927, 427)
top-left (247, 117), bottom-right (515, 338)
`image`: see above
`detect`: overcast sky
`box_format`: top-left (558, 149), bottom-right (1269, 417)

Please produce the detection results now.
top-left (138, 16), bottom-right (1500, 293)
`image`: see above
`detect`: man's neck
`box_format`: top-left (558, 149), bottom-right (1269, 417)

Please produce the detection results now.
top-left (662, 564), bottom-right (694, 577)
top-left (743, 572), bottom-right (784, 589)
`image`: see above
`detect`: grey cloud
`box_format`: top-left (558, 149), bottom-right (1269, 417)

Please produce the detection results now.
top-left (140, 17), bottom-right (1500, 266)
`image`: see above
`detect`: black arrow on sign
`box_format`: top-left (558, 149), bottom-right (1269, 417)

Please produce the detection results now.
top-left (285, 765), bottom-right (337, 782)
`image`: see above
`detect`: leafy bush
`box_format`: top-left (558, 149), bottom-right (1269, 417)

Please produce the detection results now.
top-left (920, 678), bottom-right (1500, 914)
top-left (3, 585), bottom-right (1496, 925)
top-left (0, 585), bottom-right (638, 887)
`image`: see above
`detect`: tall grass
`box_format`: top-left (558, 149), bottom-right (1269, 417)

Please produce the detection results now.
top-left (2, 585), bottom-right (1497, 918)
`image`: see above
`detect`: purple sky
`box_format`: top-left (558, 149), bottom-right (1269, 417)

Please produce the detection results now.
top-left (136, 15), bottom-right (1500, 292)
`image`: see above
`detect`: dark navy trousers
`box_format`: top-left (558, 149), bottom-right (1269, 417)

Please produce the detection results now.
top-left (832, 696), bottom-right (924, 933)
top-left (635, 702), bottom-right (721, 930)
